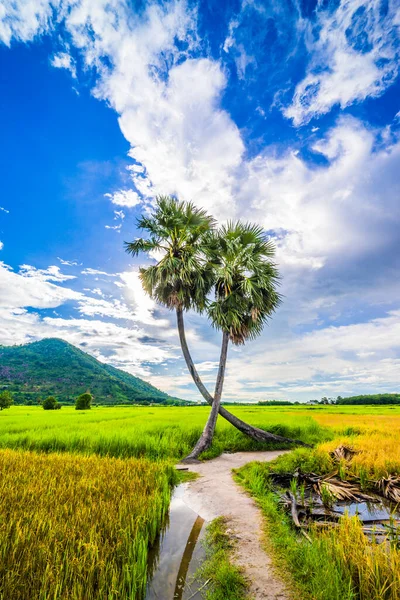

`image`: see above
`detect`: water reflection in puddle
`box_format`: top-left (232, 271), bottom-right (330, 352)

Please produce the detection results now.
top-left (146, 484), bottom-right (206, 600)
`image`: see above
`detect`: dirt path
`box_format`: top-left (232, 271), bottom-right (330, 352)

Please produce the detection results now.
top-left (177, 451), bottom-right (289, 600)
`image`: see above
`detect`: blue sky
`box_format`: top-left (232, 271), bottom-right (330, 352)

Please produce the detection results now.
top-left (0, 0), bottom-right (400, 402)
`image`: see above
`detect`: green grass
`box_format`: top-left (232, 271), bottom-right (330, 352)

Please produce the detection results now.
top-left (236, 461), bottom-right (355, 599)
top-left (196, 517), bottom-right (249, 600)
top-left (236, 450), bottom-right (400, 600)
top-left (0, 405), bottom-right (331, 461)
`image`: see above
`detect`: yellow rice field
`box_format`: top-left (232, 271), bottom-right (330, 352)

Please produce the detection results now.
top-left (306, 409), bottom-right (400, 477)
top-left (0, 449), bottom-right (174, 600)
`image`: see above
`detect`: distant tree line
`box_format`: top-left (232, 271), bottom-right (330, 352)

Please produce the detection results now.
top-left (336, 394), bottom-right (400, 405)
top-left (258, 400), bottom-right (297, 406)
top-left (259, 394), bottom-right (400, 406)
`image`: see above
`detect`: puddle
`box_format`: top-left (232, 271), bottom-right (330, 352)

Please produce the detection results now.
top-left (333, 499), bottom-right (397, 522)
top-left (146, 484), bottom-right (207, 600)
top-left (307, 494), bottom-right (399, 527)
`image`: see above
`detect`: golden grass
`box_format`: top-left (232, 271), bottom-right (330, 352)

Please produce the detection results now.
top-left (311, 411), bottom-right (400, 435)
top-left (0, 449), bottom-right (175, 599)
top-left (320, 515), bottom-right (400, 600)
top-left (293, 410), bottom-right (400, 478)
top-left (319, 433), bottom-right (400, 478)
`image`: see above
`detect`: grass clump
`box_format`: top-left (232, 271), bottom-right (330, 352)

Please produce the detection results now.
top-left (0, 449), bottom-right (175, 599)
top-left (237, 454), bottom-right (400, 600)
top-left (197, 517), bottom-right (248, 600)
top-left (328, 515), bottom-right (400, 600)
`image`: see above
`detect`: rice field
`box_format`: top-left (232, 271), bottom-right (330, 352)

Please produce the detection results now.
top-left (0, 405), bottom-right (329, 460)
top-left (296, 406), bottom-right (400, 477)
top-left (0, 449), bottom-right (175, 600)
top-left (0, 404), bottom-right (400, 599)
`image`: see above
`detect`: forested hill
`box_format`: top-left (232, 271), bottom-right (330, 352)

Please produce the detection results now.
top-left (0, 338), bottom-right (185, 405)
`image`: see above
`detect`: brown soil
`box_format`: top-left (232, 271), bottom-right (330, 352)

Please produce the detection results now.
top-left (177, 451), bottom-right (289, 600)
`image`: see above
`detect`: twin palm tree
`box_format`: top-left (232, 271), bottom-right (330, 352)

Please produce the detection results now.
top-left (126, 195), bottom-right (307, 461)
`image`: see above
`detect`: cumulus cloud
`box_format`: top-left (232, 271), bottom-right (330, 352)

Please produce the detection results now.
top-left (240, 116), bottom-right (400, 273)
top-left (105, 189), bottom-right (141, 207)
top-left (51, 51), bottom-right (76, 78)
top-left (0, 262), bottom-right (80, 309)
top-left (286, 1), bottom-right (400, 125)
top-left (112, 55), bottom-right (244, 218)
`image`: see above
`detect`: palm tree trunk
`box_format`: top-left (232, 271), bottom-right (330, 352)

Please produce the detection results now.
top-left (176, 308), bottom-right (310, 448)
top-left (182, 331), bottom-right (229, 461)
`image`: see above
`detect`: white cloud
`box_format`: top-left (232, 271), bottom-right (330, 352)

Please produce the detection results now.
top-left (84, 287), bottom-right (103, 296)
top-left (285, 1), bottom-right (400, 125)
top-left (19, 264), bottom-right (76, 282)
top-left (0, 206), bottom-right (9, 213)
top-left (196, 361), bottom-right (219, 372)
top-left (0, 242), bottom-right (3, 251)
top-left (118, 270), bottom-right (170, 327)
top-left (121, 57), bottom-right (244, 219)
top-left (238, 116), bottom-right (400, 272)
top-left (51, 51), bottom-right (77, 78)
top-left (105, 189), bottom-right (141, 207)
top-left (81, 268), bottom-right (116, 276)
top-left (57, 257), bottom-right (79, 266)
top-left (220, 310), bottom-right (400, 401)
top-left (59, 0), bottom-right (243, 218)
top-left (0, 262), bottom-right (80, 309)
top-left (0, 0), bottom-right (58, 46)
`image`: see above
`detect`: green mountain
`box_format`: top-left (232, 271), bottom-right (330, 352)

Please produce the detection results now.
top-left (0, 338), bottom-right (184, 405)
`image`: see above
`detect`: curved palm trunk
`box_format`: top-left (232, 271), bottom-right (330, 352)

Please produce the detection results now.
top-left (182, 331), bottom-right (229, 461)
top-left (176, 308), bottom-right (310, 449)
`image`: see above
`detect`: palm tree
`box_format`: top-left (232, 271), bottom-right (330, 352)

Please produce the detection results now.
top-left (126, 196), bottom-right (309, 458)
top-left (183, 222), bottom-right (283, 460)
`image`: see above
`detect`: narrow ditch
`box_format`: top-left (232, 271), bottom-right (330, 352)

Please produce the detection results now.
top-left (146, 484), bottom-right (207, 600)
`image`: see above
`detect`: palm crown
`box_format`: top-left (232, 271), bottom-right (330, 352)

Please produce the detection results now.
top-left (125, 195), bottom-right (215, 310)
top-left (206, 222), bottom-right (281, 344)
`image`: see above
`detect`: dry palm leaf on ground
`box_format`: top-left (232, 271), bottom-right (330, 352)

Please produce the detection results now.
top-left (376, 476), bottom-right (400, 503)
top-left (329, 445), bottom-right (358, 463)
top-left (313, 476), bottom-right (375, 503)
